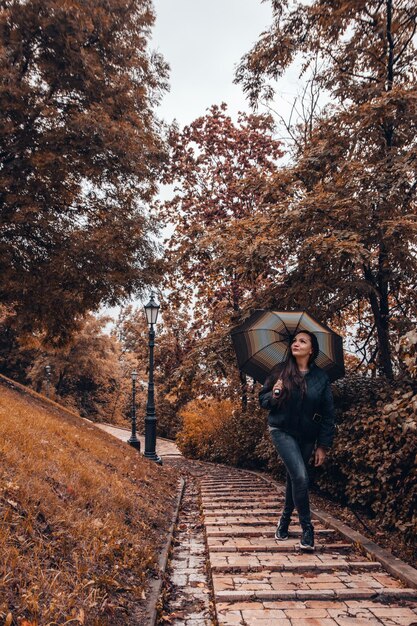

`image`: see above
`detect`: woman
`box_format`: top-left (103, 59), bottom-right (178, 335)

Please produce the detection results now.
top-left (259, 330), bottom-right (335, 551)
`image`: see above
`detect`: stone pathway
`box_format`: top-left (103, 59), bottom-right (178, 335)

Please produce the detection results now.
top-left (95, 423), bottom-right (182, 457)
top-left (157, 462), bottom-right (214, 626)
top-left (96, 426), bottom-right (417, 626)
top-left (199, 467), bottom-right (417, 626)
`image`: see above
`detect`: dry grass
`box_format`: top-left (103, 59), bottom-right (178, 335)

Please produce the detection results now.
top-left (0, 384), bottom-right (179, 626)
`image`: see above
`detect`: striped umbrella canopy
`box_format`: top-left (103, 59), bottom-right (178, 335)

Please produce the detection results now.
top-left (230, 310), bottom-right (345, 384)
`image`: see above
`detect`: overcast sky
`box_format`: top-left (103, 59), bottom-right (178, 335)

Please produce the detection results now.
top-left (151, 0), bottom-right (306, 128)
top-left (151, 0), bottom-right (270, 125)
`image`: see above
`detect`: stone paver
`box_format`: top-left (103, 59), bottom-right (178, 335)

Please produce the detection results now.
top-left (157, 463), bottom-right (214, 626)
top-left (199, 470), bottom-right (417, 626)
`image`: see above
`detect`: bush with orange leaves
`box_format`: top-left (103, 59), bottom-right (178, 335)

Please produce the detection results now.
top-left (176, 398), bottom-right (266, 468)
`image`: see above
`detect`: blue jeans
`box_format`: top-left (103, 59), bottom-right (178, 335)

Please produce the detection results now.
top-left (270, 429), bottom-right (315, 528)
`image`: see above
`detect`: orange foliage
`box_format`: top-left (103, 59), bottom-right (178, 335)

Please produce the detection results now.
top-left (176, 397), bottom-right (266, 468)
top-left (0, 384), bottom-right (178, 625)
top-left (177, 398), bottom-right (236, 459)
top-left (0, 0), bottom-right (166, 342)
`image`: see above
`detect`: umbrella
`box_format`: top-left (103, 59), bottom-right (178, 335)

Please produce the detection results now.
top-left (230, 310), bottom-right (345, 384)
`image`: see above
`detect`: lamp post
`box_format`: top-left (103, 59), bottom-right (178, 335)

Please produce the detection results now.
top-left (45, 364), bottom-right (51, 398)
top-left (143, 293), bottom-right (162, 465)
top-left (128, 369), bottom-right (140, 450)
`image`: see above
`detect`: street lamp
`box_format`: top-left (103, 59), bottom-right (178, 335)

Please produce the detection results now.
top-left (45, 364), bottom-right (51, 398)
top-left (128, 369), bottom-right (140, 450)
top-left (143, 293), bottom-right (162, 465)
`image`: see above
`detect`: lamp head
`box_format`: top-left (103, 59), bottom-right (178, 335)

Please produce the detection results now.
top-left (132, 369), bottom-right (138, 382)
top-left (144, 292), bottom-right (160, 326)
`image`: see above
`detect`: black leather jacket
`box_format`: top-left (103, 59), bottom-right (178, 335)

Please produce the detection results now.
top-left (259, 363), bottom-right (336, 449)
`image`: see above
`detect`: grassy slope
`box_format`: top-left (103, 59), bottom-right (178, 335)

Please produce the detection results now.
top-left (0, 384), bottom-right (179, 626)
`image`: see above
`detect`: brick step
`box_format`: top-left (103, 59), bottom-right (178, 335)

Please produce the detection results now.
top-left (201, 480), bottom-right (266, 486)
top-left (199, 473), bottom-right (268, 485)
top-left (204, 509), bottom-right (283, 517)
top-left (212, 569), bottom-right (409, 591)
top-left (210, 539), bottom-right (352, 554)
top-left (211, 560), bottom-right (383, 573)
top-left (200, 487), bottom-right (271, 495)
top-left (202, 486), bottom-right (251, 490)
top-left (210, 550), bottom-right (361, 570)
top-left (200, 483), bottom-right (266, 495)
top-left (202, 494), bottom-right (285, 510)
top-left (206, 527), bottom-right (336, 537)
top-left (204, 518), bottom-right (288, 526)
top-left (200, 480), bottom-right (272, 492)
top-left (202, 501), bottom-right (283, 510)
top-left (200, 491), bottom-right (279, 499)
top-left (208, 526), bottom-right (335, 534)
top-left (208, 541), bottom-right (353, 553)
top-left (202, 490), bottom-right (277, 496)
top-left (215, 600), bottom-right (417, 626)
top-left (204, 517), bottom-right (331, 526)
top-left (202, 501), bottom-right (281, 509)
top-left (201, 478), bottom-right (272, 484)
top-left (214, 587), bottom-right (417, 602)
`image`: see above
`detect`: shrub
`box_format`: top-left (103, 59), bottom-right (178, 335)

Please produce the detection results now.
top-left (176, 397), bottom-right (266, 468)
top-left (397, 330), bottom-right (417, 379)
top-left (314, 376), bottom-right (417, 545)
top-left (156, 396), bottom-right (182, 440)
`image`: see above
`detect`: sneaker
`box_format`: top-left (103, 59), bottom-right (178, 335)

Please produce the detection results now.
top-left (275, 518), bottom-right (290, 541)
top-left (300, 524), bottom-right (315, 551)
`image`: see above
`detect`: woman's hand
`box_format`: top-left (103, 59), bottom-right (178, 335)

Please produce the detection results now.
top-left (272, 379), bottom-right (283, 396)
top-left (314, 446), bottom-right (327, 467)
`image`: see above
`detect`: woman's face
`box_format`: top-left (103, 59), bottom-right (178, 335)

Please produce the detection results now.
top-left (291, 332), bottom-right (313, 360)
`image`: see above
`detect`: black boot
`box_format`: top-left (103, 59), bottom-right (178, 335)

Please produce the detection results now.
top-left (300, 523), bottom-right (315, 551)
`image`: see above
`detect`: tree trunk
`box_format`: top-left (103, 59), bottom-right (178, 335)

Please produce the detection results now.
top-left (386, 0), bottom-right (394, 92)
top-left (231, 274), bottom-right (249, 410)
top-left (367, 0), bottom-right (395, 380)
top-left (56, 369), bottom-right (66, 395)
top-left (363, 260), bottom-right (393, 379)
top-left (240, 370), bottom-right (248, 411)
top-left (371, 294), bottom-right (393, 379)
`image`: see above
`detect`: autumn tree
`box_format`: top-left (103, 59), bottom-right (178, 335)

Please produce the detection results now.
top-left (159, 104), bottom-right (283, 406)
top-left (236, 0), bottom-right (417, 378)
top-left (26, 314), bottom-right (133, 422)
top-left (0, 0), bottom-right (168, 343)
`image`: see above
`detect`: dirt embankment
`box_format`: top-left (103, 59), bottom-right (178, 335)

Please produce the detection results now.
top-left (0, 383), bottom-right (179, 626)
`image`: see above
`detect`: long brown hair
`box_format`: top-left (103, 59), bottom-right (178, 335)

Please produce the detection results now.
top-left (265, 331), bottom-right (319, 402)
